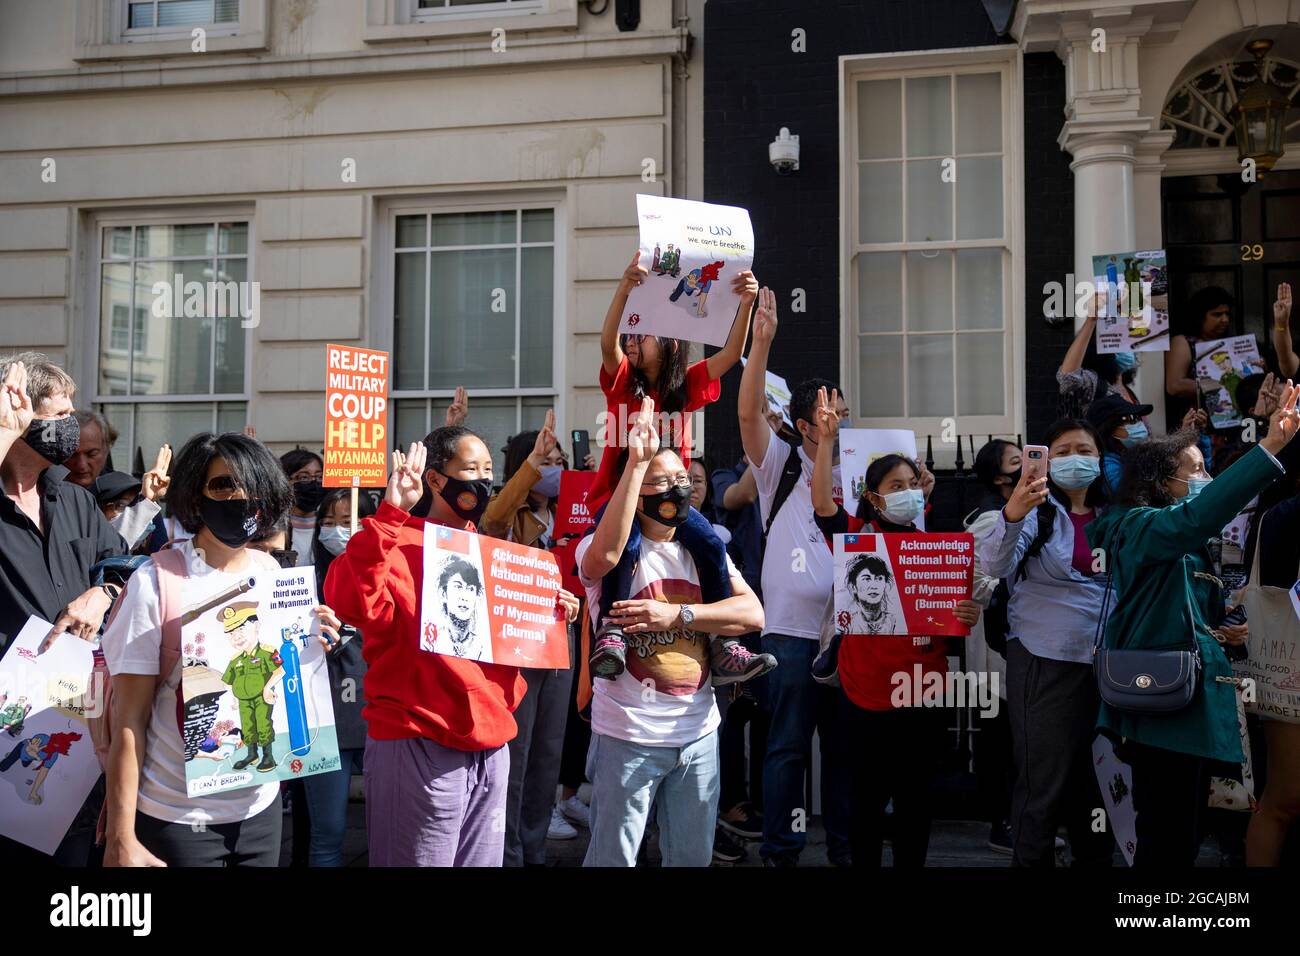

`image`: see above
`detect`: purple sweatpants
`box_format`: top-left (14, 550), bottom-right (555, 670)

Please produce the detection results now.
top-left (364, 735), bottom-right (509, 867)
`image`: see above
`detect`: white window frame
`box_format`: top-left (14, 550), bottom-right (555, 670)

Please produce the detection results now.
top-left (83, 208), bottom-right (255, 456)
top-left (363, 0), bottom-right (577, 44)
top-left (413, 0), bottom-right (546, 22)
top-left (839, 45), bottom-right (1025, 464)
top-left (119, 0), bottom-right (241, 42)
top-left (372, 193), bottom-right (568, 451)
top-left (74, 0), bottom-right (268, 61)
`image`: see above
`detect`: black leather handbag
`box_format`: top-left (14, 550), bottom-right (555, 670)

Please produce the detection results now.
top-left (1092, 523), bottom-right (1202, 715)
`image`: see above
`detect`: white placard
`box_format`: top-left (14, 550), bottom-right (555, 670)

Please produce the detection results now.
top-left (619, 194), bottom-right (755, 346)
top-left (0, 618), bottom-right (102, 855)
top-left (838, 428), bottom-right (924, 531)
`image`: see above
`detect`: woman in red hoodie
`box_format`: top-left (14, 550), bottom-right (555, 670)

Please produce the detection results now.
top-left (324, 425), bottom-right (579, 866)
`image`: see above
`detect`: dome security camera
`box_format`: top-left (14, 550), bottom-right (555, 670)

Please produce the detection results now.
top-left (769, 128), bottom-right (800, 174)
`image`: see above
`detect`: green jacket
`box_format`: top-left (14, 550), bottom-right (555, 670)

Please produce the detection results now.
top-left (1086, 443), bottom-right (1284, 763)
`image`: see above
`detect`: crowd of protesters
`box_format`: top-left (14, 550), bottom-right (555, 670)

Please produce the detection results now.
top-left (3, 264), bottom-right (1300, 870)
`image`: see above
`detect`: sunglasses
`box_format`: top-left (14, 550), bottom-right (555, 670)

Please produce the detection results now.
top-left (203, 475), bottom-right (247, 500)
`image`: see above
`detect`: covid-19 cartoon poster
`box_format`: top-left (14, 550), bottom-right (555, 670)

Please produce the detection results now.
top-left (1091, 249), bottom-right (1169, 354)
top-left (619, 194), bottom-right (755, 347)
top-left (0, 617), bottom-right (102, 855)
top-left (181, 568), bottom-right (339, 798)
top-left (1195, 334), bottom-right (1265, 430)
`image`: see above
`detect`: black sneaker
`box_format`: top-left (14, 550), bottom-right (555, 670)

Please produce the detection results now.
top-left (988, 820), bottom-right (1013, 855)
top-left (589, 620), bottom-right (627, 680)
top-left (718, 802), bottom-right (763, 840)
top-left (712, 828), bottom-right (746, 865)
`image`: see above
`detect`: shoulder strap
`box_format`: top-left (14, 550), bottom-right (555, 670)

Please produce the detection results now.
top-left (152, 547), bottom-right (188, 682)
top-left (763, 443), bottom-right (804, 539)
top-left (1092, 516), bottom-right (1126, 653)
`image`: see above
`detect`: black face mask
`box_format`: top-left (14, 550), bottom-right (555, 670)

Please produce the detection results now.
top-left (641, 484), bottom-right (692, 528)
top-left (1002, 468), bottom-right (1022, 488)
top-left (437, 473), bottom-right (492, 525)
top-left (199, 496), bottom-right (264, 548)
top-left (23, 415), bottom-right (81, 466)
top-left (293, 478), bottom-right (325, 512)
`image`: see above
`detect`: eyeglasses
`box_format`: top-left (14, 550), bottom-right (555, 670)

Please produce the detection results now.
top-left (203, 475), bottom-right (247, 500)
top-left (642, 475), bottom-right (691, 493)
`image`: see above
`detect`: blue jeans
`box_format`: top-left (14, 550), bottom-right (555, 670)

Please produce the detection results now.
top-left (583, 731), bottom-right (720, 867)
top-left (759, 634), bottom-right (852, 863)
top-left (302, 748), bottom-right (363, 868)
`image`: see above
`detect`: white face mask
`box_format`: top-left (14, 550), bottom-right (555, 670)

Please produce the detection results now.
top-left (318, 525), bottom-right (351, 556)
top-left (878, 488), bottom-right (924, 525)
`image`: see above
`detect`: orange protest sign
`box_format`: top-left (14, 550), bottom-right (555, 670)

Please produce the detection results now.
top-left (324, 344), bottom-right (390, 488)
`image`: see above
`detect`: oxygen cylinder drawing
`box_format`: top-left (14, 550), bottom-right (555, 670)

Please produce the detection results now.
top-left (279, 627), bottom-right (311, 757)
top-left (1105, 260), bottom-right (1119, 319)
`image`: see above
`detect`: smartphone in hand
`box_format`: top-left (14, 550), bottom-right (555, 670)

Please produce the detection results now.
top-left (1022, 445), bottom-right (1049, 484)
top-left (572, 430), bottom-right (591, 470)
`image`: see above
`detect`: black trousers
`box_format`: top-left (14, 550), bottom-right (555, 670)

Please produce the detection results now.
top-left (135, 798), bottom-right (282, 867)
top-left (1006, 640), bottom-right (1113, 867)
top-left (974, 703), bottom-right (1012, 827)
top-left (559, 644), bottom-right (592, 792)
top-left (1124, 740), bottom-right (1207, 867)
top-left (840, 696), bottom-right (945, 868)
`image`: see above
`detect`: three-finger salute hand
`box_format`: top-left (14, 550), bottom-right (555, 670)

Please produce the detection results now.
top-left (386, 442), bottom-right (428, 512)
top-left (752, 287), bottom-right (778, 343)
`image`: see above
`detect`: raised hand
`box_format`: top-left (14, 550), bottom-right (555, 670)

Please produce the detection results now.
top-left (1262, 380), bottom-right (1300, 453)
top-left (731, 269), bottom-right (758, 301)
top-left (1003, 473), bottom-right (1049, 524)
top-left (621, 251), bottom-right (647, 289)
top-left (528, 408), bottom-right (557, 469)
top-left (917, 458), bottom-right (936, 502)
top-left (445, 386), bottom-right (469, 427)
top-left (141, 444), bottom-right (172, 502)
top-left (1275, 282), bottom-right (1293, 329)
top-left (0, 361), bottom-right (34, 439)
top-left (1253, 372), bottom-right (1282, 418)
top-left (385, 441), bottom-right (429, 512)
top-left (627, 397), bottom-right (660, 466)
top-left (814, 386), bottom-right (840, 443)
top-left (752, 287), bottom-right (778, 344)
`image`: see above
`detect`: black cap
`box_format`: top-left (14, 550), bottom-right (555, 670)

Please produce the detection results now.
top-left (90, 471), bottom-right (142, 507)
top-left (1086, 391), bottom-right (1154, 432)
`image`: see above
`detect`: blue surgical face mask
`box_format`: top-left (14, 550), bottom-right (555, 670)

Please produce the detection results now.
top-left (533, 464), bottom-right (562, 499)
top-left (1114, 352), bottom-right (1137, 372)
top-left (1117, 421), bottom-right (1148, 447)
top-left (1175, 475), bottom-right (1212, 500)
top-left (1049, 454), bottom-right (1101, 490)
top-left (878, 488), bottom-right (924, 525)
top-left (318, 525), bottom-right (351, 557)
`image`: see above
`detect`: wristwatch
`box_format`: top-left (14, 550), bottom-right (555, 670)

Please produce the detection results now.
top-left (677, 604), bottom-right (695, 629)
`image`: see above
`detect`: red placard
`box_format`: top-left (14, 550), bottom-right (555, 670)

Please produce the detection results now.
top-left (553, 470), bottom-right (597, 537)
top-left (419, 524), bottom-right (570, 668)
top-left (833, 533), bottom-right (974, 637)
top-left (324, 344), bottom-right (389, 488)
top-left (550, 536), bottom-right (583, 597)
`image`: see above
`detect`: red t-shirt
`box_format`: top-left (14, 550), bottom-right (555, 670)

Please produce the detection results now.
top-left (323, 502), bottom-right (526, 751)
top-left (587, 355), bottom-right (721, 503)
top-left (1068, 509), bottom-right (1096, 576)
top-left (827, 514), bottom-right (949, 712)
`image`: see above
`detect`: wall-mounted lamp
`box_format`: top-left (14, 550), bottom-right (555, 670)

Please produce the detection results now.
top-left (769, 128), bottom-right (800, 174)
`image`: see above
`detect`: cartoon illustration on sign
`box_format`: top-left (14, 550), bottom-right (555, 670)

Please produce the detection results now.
top-left (0, 731), bottom-right (83, 805)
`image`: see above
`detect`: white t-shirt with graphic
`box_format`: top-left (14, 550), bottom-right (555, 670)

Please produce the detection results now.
top-left (754, 437), bottom-right (842, 641)
top-left (100, 540), bottom-right (281, 827)
top-left (576, 534), bottom-right (728, 748)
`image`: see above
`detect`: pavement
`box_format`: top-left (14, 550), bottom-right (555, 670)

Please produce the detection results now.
top-left (279, 779), bottom-right (1232, 867)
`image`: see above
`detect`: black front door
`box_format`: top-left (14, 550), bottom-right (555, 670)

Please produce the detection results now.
top-left (1162, 169), bottom-right (1300, 425)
